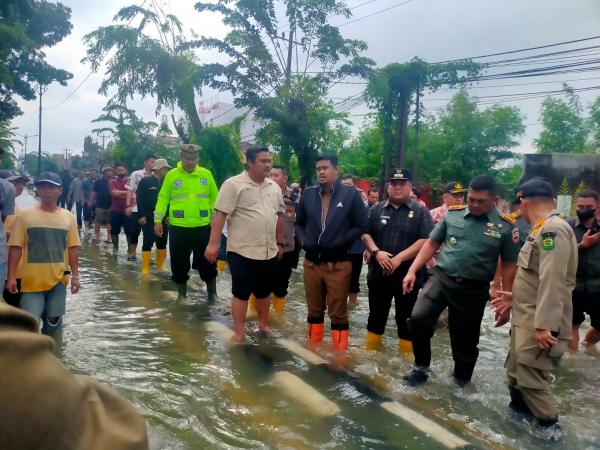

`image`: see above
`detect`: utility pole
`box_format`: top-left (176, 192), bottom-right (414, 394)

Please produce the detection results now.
top-left (37, 84), bottom-right (47, 175)
top-left (413, 80), bottom-right (421, 179)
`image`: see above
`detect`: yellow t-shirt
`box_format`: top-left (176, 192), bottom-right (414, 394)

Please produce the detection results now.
top-left (8, 206), bottom-right (81, 292)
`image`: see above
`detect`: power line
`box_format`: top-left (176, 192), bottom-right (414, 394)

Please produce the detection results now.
top-left (436, 35), bottom-right (600, 64)
top-left (337, 0), bottom-right (417, 28)
top-left (44, 0), bottom-right (150, 111)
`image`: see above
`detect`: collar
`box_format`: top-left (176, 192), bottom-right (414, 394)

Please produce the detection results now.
top-left (319, 181), bottom-right (338, 195)
top-left (382, 198), bottom-right (414, 210)
top-left (463, 207), bottom-right (490, 221)
top-left (176, 161), bottom-right (202, 176)
top-left (243, 170), bottom-right (271, 187)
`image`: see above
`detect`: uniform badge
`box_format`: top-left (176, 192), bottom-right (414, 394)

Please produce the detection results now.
top-left (498, 224), bottom-right (503, 229)
top-left (381, 219), bottom-right (388, 225)
top-left (408, 211), bottom-right (414, 219)
top-left (512, 227), bottom-right (520, 244)
top-left (174, 179), bottom-right (183, 189)
top-left (200, 178), bottom-right (208, 186)
top-left (541, 232), bottom-right (556, 251)
top-left (486, 222), bottom-right (493, 228)
top-left (449, 236), bottom-right (457, 246)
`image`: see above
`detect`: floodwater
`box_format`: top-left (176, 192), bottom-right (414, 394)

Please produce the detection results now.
top-left (21, 194), bottom-right (600, 449)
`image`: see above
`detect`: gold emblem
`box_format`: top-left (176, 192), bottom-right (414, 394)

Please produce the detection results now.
top-left (498, 223), bottom-right (503, 229)
top-left (449, 236), bottom-right (457, 246)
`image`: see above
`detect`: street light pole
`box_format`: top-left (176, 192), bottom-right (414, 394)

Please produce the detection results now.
top-left (37, 83), bottom-right (47, 175)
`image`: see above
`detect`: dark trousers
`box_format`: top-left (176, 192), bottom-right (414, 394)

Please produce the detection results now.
top-left (169, 225), bottom-right (217, 284)
top-left (349, 253), bottom-right (363, 294)
top-left (409, 268), bottom-right (489, 382)
top-left (367, 270), bottom-right (419, 340)
top-left (83, 202), bottom-right (95, 224)
top-left (110, 211), bottom-right (127, 236)
top-left (74, 202), bottom-right (83, 229)
top-left (272, 251), bottom-right (296, 298)
top-left (125, 212), bottom-right (142, 245)
top-left (141, 220), bottom-right (167, 251)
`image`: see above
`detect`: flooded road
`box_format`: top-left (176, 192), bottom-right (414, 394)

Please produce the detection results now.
top-left (18, 185), bottom-right (593, 450)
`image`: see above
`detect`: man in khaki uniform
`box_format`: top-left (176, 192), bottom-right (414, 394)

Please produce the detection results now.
top-left (495, 178), bottom-right (577, 428)
top-left (0, 303), bottom-right (148, 450)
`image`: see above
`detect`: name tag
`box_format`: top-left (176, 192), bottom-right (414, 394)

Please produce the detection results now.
top-left (173, 210), bottom-right (184, 218)
top-left (200, 210), bottom-right (208, 218)
top-left (174, 180), bottom-right (183, 189)
top-left (200, 178), bottom-right (208, 186)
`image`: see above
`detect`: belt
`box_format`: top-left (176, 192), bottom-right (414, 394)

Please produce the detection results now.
top-left (436, 268), bottom-right (488, 287)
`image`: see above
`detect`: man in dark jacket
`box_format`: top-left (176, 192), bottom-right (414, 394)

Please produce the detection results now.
top-left (294, 154), bottom-right (368, 350)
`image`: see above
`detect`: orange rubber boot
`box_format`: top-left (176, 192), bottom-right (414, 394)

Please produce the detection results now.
top-left (307, 323), bottom-right (324, 344)
top-left (332, 329), bottom-right (349, 350)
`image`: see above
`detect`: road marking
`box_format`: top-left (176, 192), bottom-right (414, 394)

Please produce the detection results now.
top-left (273, 371), bottom-right (340, 417)
top-left (275, 338), bottom-right (327, 365)
top-left (163, 291), bottom-right (179, 301)
top-left (206, 321), bottom-right (235, 342)
top-left (381, 401), bottom-right (469, 449)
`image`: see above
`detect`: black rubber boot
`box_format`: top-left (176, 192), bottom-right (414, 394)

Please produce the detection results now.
top-left (206, 278), bottom-right (218, 305)
top-left (111, 234), bottom-right (119, 252)
top-left (176, 283), bottom-right (187, 301)
top-left (403, 366), bottom-right (429, 387)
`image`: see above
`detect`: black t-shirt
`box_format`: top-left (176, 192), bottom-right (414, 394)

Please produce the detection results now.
top-left (136, 176), bottom-right (162, 220)
top-left (93, 177), bottom-right (112, 209)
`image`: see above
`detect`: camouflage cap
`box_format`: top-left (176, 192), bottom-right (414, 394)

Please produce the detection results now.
top-left (180, 144), bottom-right (200, 158)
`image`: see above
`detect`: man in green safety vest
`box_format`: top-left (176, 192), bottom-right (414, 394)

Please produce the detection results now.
top-left (154, 144), bottom-right (219, 303)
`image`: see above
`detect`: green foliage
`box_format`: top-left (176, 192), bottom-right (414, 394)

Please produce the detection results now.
top-left (496, 164), bottom-right (523, 200)
top-left (0, 120), bottom-right (21, 169)
top-left (558, 177), bottom-right (571, 195)
top-left (197, 120), bottom-right (243, 186)
top-left (574, 180), bottom-right (587, 197)
top-left (534, 85), bottom-right (588, 153)
top-left (23, 153), bottom-right (59, 174)
top-left (588, 96), bottom-right (600, 151)
top-left (83, 5), bottom-right (206, 138)
top-left (338, 125), bottom-right (383, 181)
top-left (193, 0), bottom-right (374, 184)
top-left (0, 0), bottom-right (73, 120)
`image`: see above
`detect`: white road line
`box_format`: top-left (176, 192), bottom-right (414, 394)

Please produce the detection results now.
top-left (275, 338), bottom-right (328, 365)
top-left (381, 401), bottom-right (469, 449)
top-left (273, 371), bottom-right (340, 417)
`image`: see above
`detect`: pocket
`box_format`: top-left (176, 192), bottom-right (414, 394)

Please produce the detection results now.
top-left (518, 244), bottom-right (533, 269)
top-left (238, 188), bottom-right (258, 208)
top-left (547, 339), bottom-right (567, 360)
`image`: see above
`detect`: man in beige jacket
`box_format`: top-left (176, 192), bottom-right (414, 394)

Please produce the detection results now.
top-left (0, 303), bottom-right (149, 450)
top-left (493, 178), bottom-right (577, 429)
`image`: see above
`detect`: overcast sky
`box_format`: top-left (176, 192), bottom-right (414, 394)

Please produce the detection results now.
top-left (12, 0), bottom-right (600, 160)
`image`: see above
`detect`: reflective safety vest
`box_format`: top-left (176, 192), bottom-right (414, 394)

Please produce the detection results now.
top-left (154, 162), bottom-right (218, 227)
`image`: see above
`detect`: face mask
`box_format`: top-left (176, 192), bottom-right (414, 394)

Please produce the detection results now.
top-left (117, 173), bottom-right (126, 179)
top-left (577, 208), bottom-right (596, 222)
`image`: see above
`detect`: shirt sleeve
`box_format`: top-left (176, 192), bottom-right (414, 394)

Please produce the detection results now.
top-left (8, 214), bottom-right (25, 247)
top-left (67, 214), bottom-right (81, 247)
top-left (429, 216), bottom-right (447, 243)
top-left (534, 223), bottom-right (576, 331)
top-left (366, 204), bottom-right (379, 237)
top-left (154, 174), bottom-right (171, 224)
top-left (207, 171), bottom-right (218, 211)
top-left (276, 188), bottom-right (285, 214)
top-left (214, 180), bottom-right (237, 215)
top-left (2, 182), bottom-right (15, 218)
top-left (500, 226), bottom-right (520, 263)
top-left (419, 207), bottom-right (434, 239)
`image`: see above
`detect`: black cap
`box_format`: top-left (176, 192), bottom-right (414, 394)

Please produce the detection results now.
top-left (443, 181), bottom-right (467, 194)
top-left (4, 171), bottom-right (28, 183)
top-left (387, 168), bottom-right (413, 182)
top-left (517, 178), bottom-right (554, 199)
top-left (34, 171), bottom-right (62, 186)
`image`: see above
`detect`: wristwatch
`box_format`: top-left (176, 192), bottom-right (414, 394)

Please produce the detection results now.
top-left (372, 249), bottom-right (379, 257)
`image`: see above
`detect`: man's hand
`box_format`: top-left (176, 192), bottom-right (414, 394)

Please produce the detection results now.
top-left (6, 277), bottom-right (18, 294)
top-left (385, 254), bottom-right (403, 276)
top-left (535, 329), bottom-right (558, 350)
top-left (276, 245), bottom-right (284, 260)
top-left (71, 277), bottom-right (80, 294)
top-left (125, 206), bottom-right (133, 217)
top-left (494, 309), bottom-right (510, 327)
top-left (363, 250), bottom-right (371, 264)
top-left (491, 290), bottom-right (513, 315)
top-left (154, 223), bottom-right (163, 237)
top-left (138, 216), bottom-right (147, 226)
top-left (204, 242), bottom-right (219, 264)
top-left (403, 271), bottom-right (417, 294)
top-left (580, 229), bottom-right (600, 249)
top-left (375, 251), bottom-right (393, 271)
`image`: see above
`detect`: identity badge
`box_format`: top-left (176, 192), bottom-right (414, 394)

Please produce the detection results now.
top-left (174, 179), bottom-right (183, 189)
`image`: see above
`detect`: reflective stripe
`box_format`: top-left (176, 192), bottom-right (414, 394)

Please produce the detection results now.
top-left (171, 194), bottom-right (188, 200)
top-left (154, 211), bottom-right (164, 221)
top-left (196, 194), bottom-right (209, 199)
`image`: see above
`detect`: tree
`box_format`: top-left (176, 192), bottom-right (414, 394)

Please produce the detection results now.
top-left (23, 152), bottom-right (59, 174)
top-left (365, 58), bottom-right (480, 179)
top-left (338, 124), bottom-right (383, 181)
top-left (83, 5), bottom-right (208, 139)
top-left (193, 0), bottom-right (374, 184)
top-left (0, 120), bottom-right (21, 169)
top-left (0, 0), bottom-right (73, 120)
top-left (534, 85), bottom-right (587, 153)
top-left (588, 96), bottom-right (600, 151)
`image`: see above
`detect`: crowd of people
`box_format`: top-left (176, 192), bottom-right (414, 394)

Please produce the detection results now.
top-left (1, 142), bottom-right (599, 446)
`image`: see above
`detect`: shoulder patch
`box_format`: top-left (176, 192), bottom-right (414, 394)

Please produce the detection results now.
top-left (541, 231), bottom-right (556, 251)
top-left (500, 213), bottom-right (516, 225)
top-left (510, 211), bottom-right (522, 220)
top-left (448, 204), bottom-right (466, 211)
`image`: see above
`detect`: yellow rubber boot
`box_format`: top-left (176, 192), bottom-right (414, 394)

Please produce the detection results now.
top-left (272, 295), bottom-right (286, 313)
top-left (365, 331), bottom-right (383, 350)
top-left (217, 260), bottom-right (227, 272)
top-left (155, 249), bottom-right (167, 271)
top-left (141, 251), bottom-right (151, 274)
top-left (398, 338), bottom-right (413, 354)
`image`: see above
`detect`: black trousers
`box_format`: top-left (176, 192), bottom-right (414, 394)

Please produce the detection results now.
top-left (74, 202), bottom-right (83, 229)
top-left (349, 253), bottom-right (363, 294)
top-left (272, 251), bottom-right (296, 298)
top-left (83, 202), bottom-right (95, 224)
top-left (125, 212), bottom-right (142, 245)
top-left (409, 268), bottom-right (489, 382)
top-left (141, 220), bottom-right (168, 251)
top-left (367, 270), bottom-right (419, 340)
top-left (169, 225), bottom-right (217, 284)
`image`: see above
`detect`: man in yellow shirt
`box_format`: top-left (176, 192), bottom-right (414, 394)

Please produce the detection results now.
top-left (7, 172), bottom-right (81, 335)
